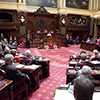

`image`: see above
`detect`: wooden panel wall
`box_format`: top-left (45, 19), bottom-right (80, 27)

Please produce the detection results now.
top-left (0, 7), bottom-right (91, 45)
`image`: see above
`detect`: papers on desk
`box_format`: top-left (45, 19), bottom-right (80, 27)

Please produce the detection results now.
top-left (24, 64), bottom-right (39, 70)
top-left (69, 61), bottom-right (77, 65)
top-left (93, 92), bottom-right (100, 100)
top-left (15, 64), bottom-right (25, 68)
top-left (91, 61), bottom-right (100, 64)
top-left (43, 59), bottom-right (49, 61)
top-left (53, 89), bottom-right (75, 100)
top-left (93, 70), bottom-right (100, 74)
top-left (0, 60), bottom-right (5, 64)
top-left (53, 89), bottom-right (100, 100)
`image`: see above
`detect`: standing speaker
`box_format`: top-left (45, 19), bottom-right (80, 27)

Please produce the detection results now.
top-left (90, 18), bottom-right (94, 36)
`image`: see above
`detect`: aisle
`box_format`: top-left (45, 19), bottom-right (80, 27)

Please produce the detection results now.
top-left (17, 45), bottom-right (91, 100)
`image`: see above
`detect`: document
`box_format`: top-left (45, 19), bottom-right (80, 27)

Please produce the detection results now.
top-left (16, 64), bottom-right (25, 68)
top-left (53, 89), bottom-right (100, 100)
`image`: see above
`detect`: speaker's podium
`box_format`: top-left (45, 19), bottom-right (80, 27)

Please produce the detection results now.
top-left (43, 38), bottom-right (57, 49)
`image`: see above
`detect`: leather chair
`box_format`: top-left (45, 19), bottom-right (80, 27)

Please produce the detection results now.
top-left (0, 69), bottom-right (28, 100)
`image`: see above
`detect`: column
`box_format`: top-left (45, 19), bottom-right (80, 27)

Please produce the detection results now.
top-left (18, 0), bottom-right (21, 3)
top-left (92, 0), bottom-right (97, 10)
top-left (22, 0), bottom-right (26, 3)
top-left (63, 0), bottom-right (66, 8)
top-left (58, 0), bottom-right (63, 8)
top-left (96, 0), bottom-right (99, 10)
top-left (98, 0), bottom-right (100, 9)
top-left (88, 0), bottom-right (93, 10)
top-left (94, 23), bottom-right (98, 38)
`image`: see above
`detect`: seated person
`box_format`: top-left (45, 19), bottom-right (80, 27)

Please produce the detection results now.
top-left (79, 53), bottom-right (88, 63)
top-left (9, 36), bottom-right (13, 44)
top-left (74, 75), bottom-right (94, 100)
top-left (2, 41), bottom-right (6, 50)
top-left (0, 45), bottom-right (4, 59)
top-left (0, 54), bottom-right (31, 85)
top-left (93, 38), bottom-right (97, 44)
top-left (76, 36), bottom-right (79, 44)
top-left (79, 50), bottom-right (86, 56)
top-left (69, 51), bottom-right (86, 61)
top-left (12, 36), bottom-right (17, 46)
top-left (86, 37), bottom-right (91, 43)
top-left (4, 38), bottom-right (9, 47)
top-left (90, 49), bottom-right (100, 60)
top-left (20, 50), bottom-right (39, 65)
top-left (47, 32), bottom-right (52, 38)
top-left (11, 49), bottom-right (20, 62)
top-left (72, 65), bottom-right (100, 86)
top-left (0, 45), bottom-right (4, 54)
top-left (69, 36), bottom-right (74, 45)
top-left (78, 53), bottom-right (94, 68)
top-left (4, 46), bottom-right (11, 55)
top-left (80, 66), bottom-right (100, 86)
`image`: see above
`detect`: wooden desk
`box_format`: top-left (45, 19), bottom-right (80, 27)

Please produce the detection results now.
top-left (0, 79), bottom-right (13, 100)
top-left (53, 86), bottom-right (100, 100)
top-left (69, 60), bottom-right (100, 68)
top-left (66, 69), bottom-right (100, 84)
top-left (0, 60), bottom-right (42, 90)
top-left (13, 63), bottom-right (41, 90)
top-left (37, 59), bottom-right (50, 78)
top-left (80, 41), bottom-right (99, 51)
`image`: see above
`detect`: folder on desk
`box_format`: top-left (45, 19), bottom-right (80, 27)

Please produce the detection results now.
top-left (24, 64), bottom-right (39, 70)
top-left (91, 61), bottom-right (100, 64)
top-left (15, 64), bottom-right (25, 68)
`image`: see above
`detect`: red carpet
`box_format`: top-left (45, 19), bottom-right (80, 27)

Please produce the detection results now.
top-left (17, 44), bottom-right (92, 100)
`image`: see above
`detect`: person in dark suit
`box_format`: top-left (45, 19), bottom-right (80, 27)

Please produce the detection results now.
top-left (0, 45), bottom-right (4, 54)
top-left (65, 34), bottom-right (69, 47)
top-left (24, 50), bottom-right (40, 65)
top-left (76, 36), bottom-right (79, 44)
top-left (0, 33), bottom-right (4, 42)
top-left (26, 31), bottom-right (31, 48)
top-left (69, 36), bottom-right (74, 45)
top-left (0, 54), bottom-right (31, 85)
top-left (12, 36), bottom-right (17, 46)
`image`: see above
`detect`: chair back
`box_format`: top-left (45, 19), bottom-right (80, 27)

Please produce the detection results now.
top-left (0, 69), bottom-right (7, 80)
top-left (91, 56), bottom-right (100, 61)
top-left (20, 57), bottom-right (33, 65)
top-left (0, 53), bottom-right (4, 59)
top-left (78, 61), bottom-right (94, 69)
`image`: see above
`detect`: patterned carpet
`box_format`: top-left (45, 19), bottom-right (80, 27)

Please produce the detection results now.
top-left (17, 44), bottom-right (92, 100)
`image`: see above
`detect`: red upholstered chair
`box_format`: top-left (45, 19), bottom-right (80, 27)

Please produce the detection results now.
top-left (0, 69), bottom-right (28, 100)
top-left (77, 61), bottom-right (94, 69)
top-left (20, 57), bottom-right (43, 82)
top-left (38, 67), bottom-right (43, 83)
top-left (10, 79), bottom-right (28, 100)
top-left (91, 56), bottom-right (100, 61)
top-left (20, 57), bottom-right (33, 65)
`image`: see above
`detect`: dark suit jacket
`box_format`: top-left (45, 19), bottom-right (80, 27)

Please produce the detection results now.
top-left (20, 56), bottom-right (39, 65)
top-left (0, 63), bottom-right (31, 84)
